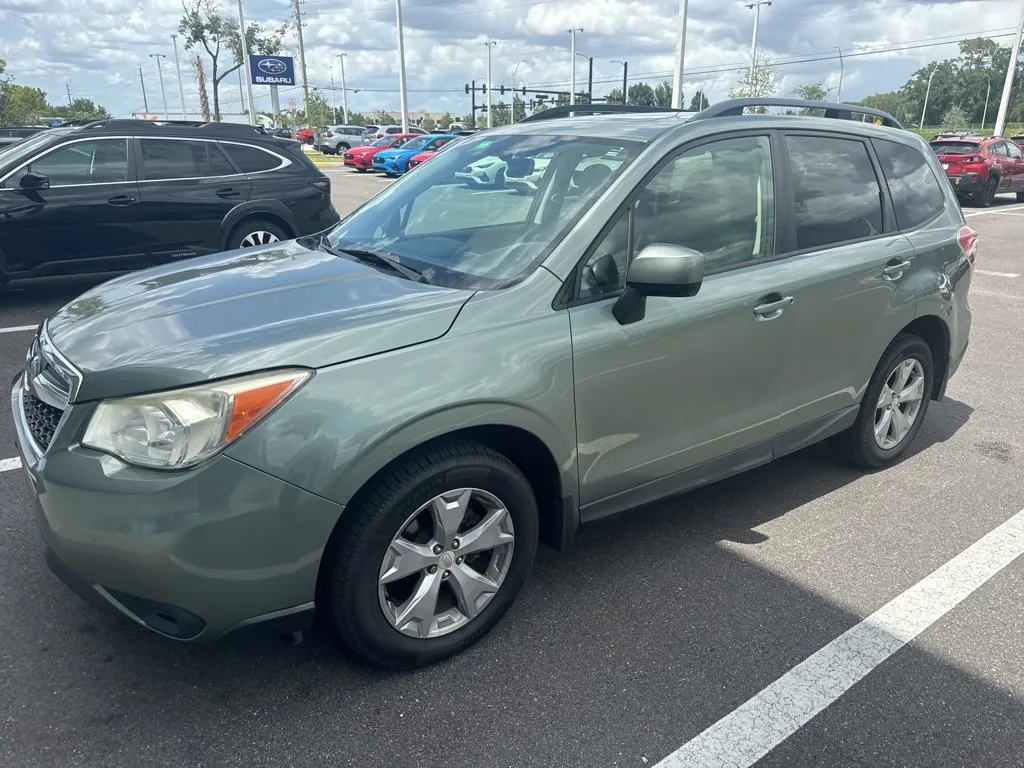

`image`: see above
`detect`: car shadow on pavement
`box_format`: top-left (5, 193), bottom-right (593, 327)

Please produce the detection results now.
top-left (6, 395), bottom-right (1018, 768)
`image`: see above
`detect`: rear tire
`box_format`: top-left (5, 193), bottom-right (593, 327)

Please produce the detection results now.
top-left (227, 218), bottom-right (289, 250)
top-left (976, 176), bottom-right (998, 207)
top-left (831, 333), bottom-right (934, 469)
top-left (323, 440), bottom-right (539, 669)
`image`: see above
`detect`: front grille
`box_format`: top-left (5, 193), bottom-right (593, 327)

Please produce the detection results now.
top-left (22, 387), bottom-right (64, 451)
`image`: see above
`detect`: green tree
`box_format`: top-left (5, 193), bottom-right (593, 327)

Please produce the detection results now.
top-left (606, 87), bottom-right (624, 105)
top-left (729, 53), bottom-right (778, 105)
top-left (941, 104), bottom-right (969, 131)
top-left (179, 0), bottom-right (285, 121)
top-left (491, 102), bottom-right (512, 127)
top-left (627, 82), bottom-right (656, 107)
top-left (49, 98), bottom-right (111, 122)
top-left (512, 94), bottom-right (526, 123)
top-left (420, 116), bottom-right (437, 132)
top-left (0, 83), bottom-right (49, 124)
top-left (794, 82), bottom-right (829, 102)
top-left (303, 89), bottom-right (332, 127)
top-left (856, 91), bottom-right (912, 124)
top-left (437, 112), bottom-right (453, 129)
top-left (654, 80), bottom-right (674, 108)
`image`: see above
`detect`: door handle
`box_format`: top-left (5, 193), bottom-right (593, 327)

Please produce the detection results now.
top-left (216, 188), bottom-right (241, 198)
top-left (107, 195), bottom-right (135, 207)
top-left (753, 294), bottom-right (794, 320)
top-left (882, 260), bottom-right (912, 280)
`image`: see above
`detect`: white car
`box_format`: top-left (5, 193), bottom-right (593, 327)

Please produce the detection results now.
top-left (454, 155), bottom-right (508, 187)
top-left (505, 153), bottom-right (553, 195)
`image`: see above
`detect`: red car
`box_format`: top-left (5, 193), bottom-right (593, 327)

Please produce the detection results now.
top-left (342, 134), bottom-right (419, 172)
top-left (292, 127), bottom-right (314, 145)
top-left (930, 134), bottom-right (1024, 206)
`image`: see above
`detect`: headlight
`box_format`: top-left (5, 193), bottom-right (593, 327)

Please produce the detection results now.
top-left (82, 369), bottom-right (312, 470)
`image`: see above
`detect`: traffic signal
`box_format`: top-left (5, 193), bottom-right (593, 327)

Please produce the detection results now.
top-left (500, 85), bottom-right (505, 95)
top-left (464, 84), bottom-right (469, 94)
top-left (481, 84), bottom-right (487, 94)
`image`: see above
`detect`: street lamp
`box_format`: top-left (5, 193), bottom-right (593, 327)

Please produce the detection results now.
top-left (338, 54), bottom-right (349, 125)
top-left (671, 0), bottom-right (689, 109)
top-left (171, 34), bottom-right (188, 119)
top-left (982, 75), bottom-right (992, 132)
top-left (235, 0), bottom-right (256, 125)
top-left (745, 1), bottom-right (772, 75)
top-left (484, 40), bottom-right (497, 128)
top-left (612, 60), bottom-right (628, 105)
top-left (395, 0), bottom-right (410, 132)
top-left (566, 28), bottom-right (583, 106)
top-left (921, 61), bottom-right (939, 130)
top-left (149, 53), bottom-right (169, 119)
top-left (511, 59), bottom-right (527, 122)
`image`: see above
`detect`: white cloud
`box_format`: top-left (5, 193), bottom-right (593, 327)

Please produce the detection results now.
top-left (1, 0), bottom-right (1021, 119)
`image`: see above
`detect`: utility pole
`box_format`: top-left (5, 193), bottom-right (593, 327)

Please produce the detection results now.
top-left (65, 82), bottom-right (73, 106)
top-left (994, 2), bottom-right (1024, 137)
top-left (511, 60), bottom-right (527, 123)
top-left (835, 47), bottom-right (844, 102)
top-left (470, 80), bottom-right (477, 128)
top-left (485, 40), bottom-right (497, 128)
top-left (236, 0), bottom-right (257, 125)
top-left (613, 60), bottom-right (628, 104)
top-left (746, 1), bottom-right (772, 77)
top-left (171, 34), bottom-right (188, 119)
top-left (138, 66), bottom-right (149, 114)
top-left (567, 28), bottom-right (582, 106)
top-left (921, 61), bottom-right (939, 130)
top-left (671, 0), bottom-right (688, 109)
top-left (330, 67), bottom-right (337, 122)
top-left (150, 54), bottom-right (169, 119)
top-left (588, 56), bottom-right (593, 104)
top-left (292, 0), bottom-right (311, 127)
top-left (395, 0), bottom-right (410, 132)
top-left (338, 54), bottom-right (349, 124)
top-left (982, 76), bottom-right (992, 131)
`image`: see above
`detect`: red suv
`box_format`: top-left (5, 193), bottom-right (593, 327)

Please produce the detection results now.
top-left (930, 134), bottom-right (1024, 206)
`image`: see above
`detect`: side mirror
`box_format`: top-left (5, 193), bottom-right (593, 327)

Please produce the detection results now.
top-left (613, 243), bottom-right (704, 326)
top-left (20, 173), bottom-right (50, 190)
top-left (505, 157), bottom-right (535, 178)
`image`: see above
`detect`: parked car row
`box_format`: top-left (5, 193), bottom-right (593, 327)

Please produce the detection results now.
top-left (342, 132), bottom-right (462, 176)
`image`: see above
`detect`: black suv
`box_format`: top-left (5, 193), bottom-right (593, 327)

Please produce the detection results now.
top-left (0, 120), bottom-right (339, 285)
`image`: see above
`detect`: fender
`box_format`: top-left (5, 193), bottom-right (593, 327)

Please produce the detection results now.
top-left (220, 200), bottom-right (298, 249)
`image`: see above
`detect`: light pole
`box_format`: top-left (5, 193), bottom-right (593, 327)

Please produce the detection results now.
top-left (235, 0), bottom-right (256, 125)
top-left (671, 0), bottom-right (689, 109)
top-left (567, 27), bottom-right (583, 105)
top-left (746, 1), bottom-right (772, 76)
top-left (484, 40), bottom-right (497, 128)
top-left (994, 1), bottom-right (1024, 137)
top-left (576, 53), bottom-right (593, 104)
top-left (981, 75), bottom-right (992, 132)
top-left (835, 47), bottom-right (844, 102)
top-left (149, 54), bottom-right (169, 119)
top-left (395, 0), bottom-right (410, 132)
top-left (329, 65), bottom-right (338, 122)
top-left (610, 59), bottom-right (626, 104)
top-left (338, 54), bottom-right (349, 125)
top-left (921, 61), bottom-right (939, 130)
top-left (171, 34), bottom-right (188, 119)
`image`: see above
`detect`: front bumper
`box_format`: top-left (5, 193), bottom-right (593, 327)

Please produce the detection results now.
top-left (10, 372), bottom-right (344, 642)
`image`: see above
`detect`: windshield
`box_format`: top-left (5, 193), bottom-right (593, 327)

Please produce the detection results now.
top-left (398, 136), bottom-right (431, 151)
top-left (326, 133), bottom-right (645, 290)
top-left (373, 138), bottom-right (393, 147)
top-left (931, 142), bottom-right (981, 155)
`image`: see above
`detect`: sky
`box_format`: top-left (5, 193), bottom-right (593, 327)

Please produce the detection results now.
top-left (1, 0), bottom-right (1022, 120)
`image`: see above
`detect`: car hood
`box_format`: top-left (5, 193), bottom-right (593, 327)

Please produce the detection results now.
top-left (45, 240), bottom-right (474, 402)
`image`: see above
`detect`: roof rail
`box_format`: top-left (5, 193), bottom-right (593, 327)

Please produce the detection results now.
top-left (520, 104), bottom-right (691, 122)
top-left (77, 119), bottom-right (270, 137)
top-left (690, 98), bottom-right (903, 129)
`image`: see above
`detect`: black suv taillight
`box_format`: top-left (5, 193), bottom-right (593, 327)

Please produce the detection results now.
top-left (311, 179), bottom-right (330, 194)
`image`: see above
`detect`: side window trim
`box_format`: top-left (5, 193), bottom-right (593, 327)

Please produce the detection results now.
top-left (0, 136), bottom-right (134, 189)
top-left (136, 137), bottom-right (284, 182)
top-left (776, 129), bottom-right (896, 257)
top-left (559, 130), bottom-right (781, 310)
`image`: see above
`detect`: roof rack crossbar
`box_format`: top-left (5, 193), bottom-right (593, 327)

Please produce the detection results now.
top-left (689, 98), bottom-right (903, 129)
top-left (520, 104), bottom-right (691, 122)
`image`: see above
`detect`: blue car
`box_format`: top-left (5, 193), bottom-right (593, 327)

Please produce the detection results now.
top-left (371, 134), bottom-right (461, 176)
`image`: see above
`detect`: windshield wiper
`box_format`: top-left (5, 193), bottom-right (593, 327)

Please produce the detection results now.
top-left (319, 240), bottom-right (427, 283)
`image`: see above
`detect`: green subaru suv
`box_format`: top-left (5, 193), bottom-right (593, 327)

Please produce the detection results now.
top-left (12, 99), bottom-right (974, 668)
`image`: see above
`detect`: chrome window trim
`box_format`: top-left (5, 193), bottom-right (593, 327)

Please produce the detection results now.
top-left (0, 134), bottom-right (291, 189)
top-left (0, 135), bottom-right (131, 189)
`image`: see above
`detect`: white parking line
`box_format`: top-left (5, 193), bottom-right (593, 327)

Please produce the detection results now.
top-left (655, 507), bottom-right (1024, 768)
top-left (0, 324), bottom-right (37, 335)
top-left (976, 269), bottom-right (1021, 278)
top-left (965, 203), bottom-right (1024, 217)
top-left (0, 457), bottom-right (22, 473)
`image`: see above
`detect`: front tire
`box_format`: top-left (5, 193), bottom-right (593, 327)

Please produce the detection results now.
top-left (323, 440), bottom-right (539, 669)
top-left (832, 333), bottom-right (934, 468)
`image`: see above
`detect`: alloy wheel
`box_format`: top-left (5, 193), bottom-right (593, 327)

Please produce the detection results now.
top-left (873, 358), bottom-right (926, 450)
top-left (378, 487), bottom-right (515, 639)
top-left (240, 231), bottom-right (281, 248)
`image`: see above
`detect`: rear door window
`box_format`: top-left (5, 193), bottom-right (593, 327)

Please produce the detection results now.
top-left (873, 139), bottom-right (946, 231)
top-left (784, 135), bottom-right (883, 251)
top-left (140, 139), bottom-right (212, 180)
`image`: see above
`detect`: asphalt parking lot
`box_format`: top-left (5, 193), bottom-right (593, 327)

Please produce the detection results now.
top-left (0, 175), bottom-right (1022, 767)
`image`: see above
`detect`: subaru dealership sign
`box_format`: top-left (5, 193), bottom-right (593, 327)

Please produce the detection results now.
top-left (249, 55), bottom-right (295, 86)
